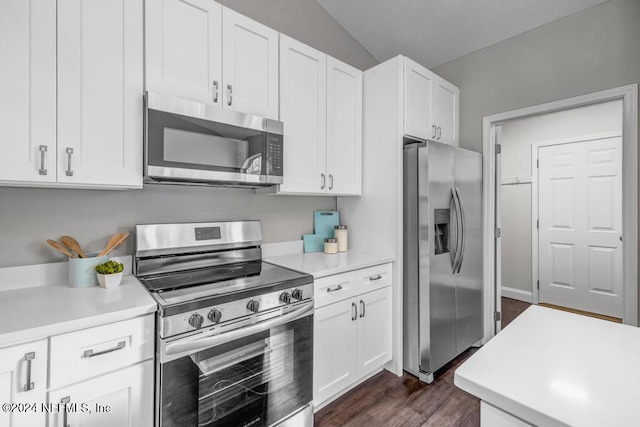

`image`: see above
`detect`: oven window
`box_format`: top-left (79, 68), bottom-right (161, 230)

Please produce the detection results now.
top-left (147, 110), bottom-right (266, 175)
top-left (160, 315), bottom-right (312, 427)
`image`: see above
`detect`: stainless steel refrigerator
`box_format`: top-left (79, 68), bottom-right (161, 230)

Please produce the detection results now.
top-left (403, 141), bottom-right (483, 383)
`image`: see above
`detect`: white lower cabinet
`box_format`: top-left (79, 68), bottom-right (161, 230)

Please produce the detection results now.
top-left (313, 263), bottom-right (393, 408)
top-left (0, 339), bottom-right (48, 427)
top-left (48, 360), bottom-right (153, 427)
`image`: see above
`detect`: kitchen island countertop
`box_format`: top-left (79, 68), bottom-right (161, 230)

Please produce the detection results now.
top-left (455, 305), bottom-right (640, 427)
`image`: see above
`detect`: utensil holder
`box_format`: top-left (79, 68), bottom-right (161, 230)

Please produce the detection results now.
top-left (68, 254), bottom-right (109, 288)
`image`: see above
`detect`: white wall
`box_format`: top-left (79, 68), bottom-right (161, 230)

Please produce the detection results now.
top-left (500, 100), bottom-right (622, 300)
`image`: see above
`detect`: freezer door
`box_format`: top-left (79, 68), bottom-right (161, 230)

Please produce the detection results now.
top-left (419, 142), bottom-right (457, 374)
top-left (454, 148), bottom-right (483, 352)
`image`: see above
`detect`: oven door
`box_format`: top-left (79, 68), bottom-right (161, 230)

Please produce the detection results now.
top-left (145, 92), bottom-right (283, 186)
top-left (159, 303), bottom-right (313, 427)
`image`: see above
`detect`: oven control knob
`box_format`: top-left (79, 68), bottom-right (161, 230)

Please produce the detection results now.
top-left (188, 313), bottom-right (204, 329)
top-left (247, 299), bottom-right (260, 313)
top-left (292, 289), bottom-right (303, 301)
top-left (279, 292), bottom-right (292, 304)
top-left (208, 309), bottom-right (222, 324)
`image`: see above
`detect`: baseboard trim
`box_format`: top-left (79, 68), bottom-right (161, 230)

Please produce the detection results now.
top-left (501, 286), bottom-right (534, 303)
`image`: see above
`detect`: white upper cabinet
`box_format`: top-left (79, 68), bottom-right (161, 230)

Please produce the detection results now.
top-left (145, 0), bottom-right (222, 105)
top-left (404, 57), bottom-right (435, 141)
top-left (279, 34), bottom-right (327, 193)
top-left (266, 37), bottom-right (362, 196)
top-left (222, 7), bottom-right (279, 120)
top-left (57, 0), bottom-right (143, 188)
top-left (0, 0), bottom-right (56, 184)
top-left (326, 57), bottom-right (363, 195)
top-left (403, 57), bottom-right (459, 146)
top-left (146, 4), bottom-right (279, 119)
top-left (0, 0), bottom-right (143, 189)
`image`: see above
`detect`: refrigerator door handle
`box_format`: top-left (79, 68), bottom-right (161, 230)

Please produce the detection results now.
top-left (450, 188), bottom-right (462, 273)
top-left (455, 187), bottom-right (466, 274)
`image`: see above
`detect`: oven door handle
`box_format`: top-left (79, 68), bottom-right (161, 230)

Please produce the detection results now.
top-left (164, 301), bottom-right (314, 356)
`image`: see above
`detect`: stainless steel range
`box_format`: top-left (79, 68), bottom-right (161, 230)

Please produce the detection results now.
top-left (133, 221), bottom-right (314, 427)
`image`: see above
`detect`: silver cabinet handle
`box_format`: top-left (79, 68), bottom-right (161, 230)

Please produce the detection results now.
top-left (432, 125), bottom-right (437, 139)
top-left (38, 145), bottom-right (48, 175)
top-left (23, 352), bottom-right (35, 391)
top-left (321, 173), bottom-right (326, 189)
top-left (227, 84), bottom-right (233, 106)
top-left (83, 340), bottom-right (126, 358)
top-left (65, 147), bottom-right (74, 176)
top-left (61, 396), bottom-right (70, 427)
top-left (370, 274), bottom-right (382, 281)
top-left (328, 174), bottom-right (334, 190)
top-left (212, 80), bottom-right (219, 103)
top-left (359, 299), bottom-right (365, 318)
top-left (351, 302), bottom-right (357, 321)
top-left (326, 284), bottom-right (343, 293)
top-left (437, 126), bottom-right (442, 140)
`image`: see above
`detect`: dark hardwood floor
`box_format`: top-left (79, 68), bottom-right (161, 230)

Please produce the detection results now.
top-left (315, 297), bottom-right (531, 427)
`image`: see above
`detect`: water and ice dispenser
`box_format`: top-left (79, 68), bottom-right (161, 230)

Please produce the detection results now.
top-left (434, 209), bottom-right (450, 255)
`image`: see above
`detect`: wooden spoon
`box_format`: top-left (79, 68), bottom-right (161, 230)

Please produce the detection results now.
top-left (60, 235), bottom-right (88, 258)
top-left (47, 239), bottom-right (76, 258)
top-left (98, 232), bottom-right (130, 257)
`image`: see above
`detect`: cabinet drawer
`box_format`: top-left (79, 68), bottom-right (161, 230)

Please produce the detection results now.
top-left (314, 271), bottom-right (357, 308)
top-left (356, 263), bottom-right (392, 293)
top-left (50, 315), bottom-right (154, 389)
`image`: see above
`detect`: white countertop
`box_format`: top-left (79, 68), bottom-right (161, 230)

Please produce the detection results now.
top-left (455, 305), bottom-right (640, 427)
top-left (265, 251), bottom-right (395, 278)
top-left (0, 275), bottom-right (157, 348)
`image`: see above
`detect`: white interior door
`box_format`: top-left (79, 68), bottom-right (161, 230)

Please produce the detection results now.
top-left (538, 136), bottom-right (623, 317)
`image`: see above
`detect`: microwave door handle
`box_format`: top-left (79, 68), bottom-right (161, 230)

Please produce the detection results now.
top-left (164, 301), bottom-right (314, 356)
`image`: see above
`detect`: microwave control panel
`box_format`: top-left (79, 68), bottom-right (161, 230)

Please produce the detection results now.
top-left (267, 136), bottom-right (283, 176)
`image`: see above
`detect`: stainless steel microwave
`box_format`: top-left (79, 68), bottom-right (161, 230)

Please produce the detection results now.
top-left (144, 92), bottom-right (284, 187)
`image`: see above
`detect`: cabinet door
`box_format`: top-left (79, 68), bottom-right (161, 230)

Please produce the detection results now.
top-left (435, 78), bottom-right (460, 147)
top-left (145, 0), bottom-right (222, 105)
top-left (326, 57), bottom-right (362, 196)
top-left (356, 287), bottom-right (393, 377)
top-left (403, 57), bottom-right (435, 141)
top-left (57, 0), bottom-right (143, 188)
top-left (0, 340), bottom-right (47, 427)
top-left (314, 299), bottom-right (358, 406)
top-left (48, 360), bottom-right (153, 427)
top-left (0, 0), bottom-right (56, 184)
top-left (222, 7), bottom-right (279, 120)
top-left (278, 35), bottom-right (327, 194)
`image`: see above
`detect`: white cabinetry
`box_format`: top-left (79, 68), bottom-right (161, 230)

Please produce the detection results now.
top-left (46, 315), bottom-right (154, 427)
top-left (145, 0), bottom-right (222, 105)
top-left (0, 0), bottom-right (56, 184)
top-left (313, 263), bottom-right (393, 408)
top-left (146, 3), bottom-right (279, 120)
top-left (0, 339), bottom-right (48, 427)
top-left (0, 0), bottom-right (143, 189)
top-left (266, 36), bottom-right (362, 196)
top-left (403, 57), bottom-right (459, 146)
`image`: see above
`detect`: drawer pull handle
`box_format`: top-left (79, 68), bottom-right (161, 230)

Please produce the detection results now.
top-left (65, 147), bottom-right (74, 176)
top-left (360, 299), bottom-right (365, 318)
top-left (369, 274), bottom-right (383, 281)
top-left (326, 284), bottom-right (343, 293)
top-left (23, 352), bottom-right (35, 391)
top-left (61, 396), bottom-right (70, 427)
top-left (38, 145), bottom-right (48, 175)
top-left (83, 340), bottom-right (126, 358)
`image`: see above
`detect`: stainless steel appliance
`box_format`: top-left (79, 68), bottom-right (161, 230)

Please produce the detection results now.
top-left (403, 141), bottom-right (483, 383)
top-left (133, 221), bottom-right (314, 427)
top-left (144, 92), bottom-right (284, 187)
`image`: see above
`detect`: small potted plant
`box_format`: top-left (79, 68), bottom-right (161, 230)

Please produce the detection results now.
top-left (95, 260), bottom-right (124, 289)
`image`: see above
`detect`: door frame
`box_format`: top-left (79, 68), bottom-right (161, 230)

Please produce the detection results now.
top-left (482, 84), bottom-right (638, 342)
top-left (531, 131), bottom-right (623, 306)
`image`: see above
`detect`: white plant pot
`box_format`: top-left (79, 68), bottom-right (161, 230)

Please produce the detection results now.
top-left (97, 272), bottom-right (123, 289)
